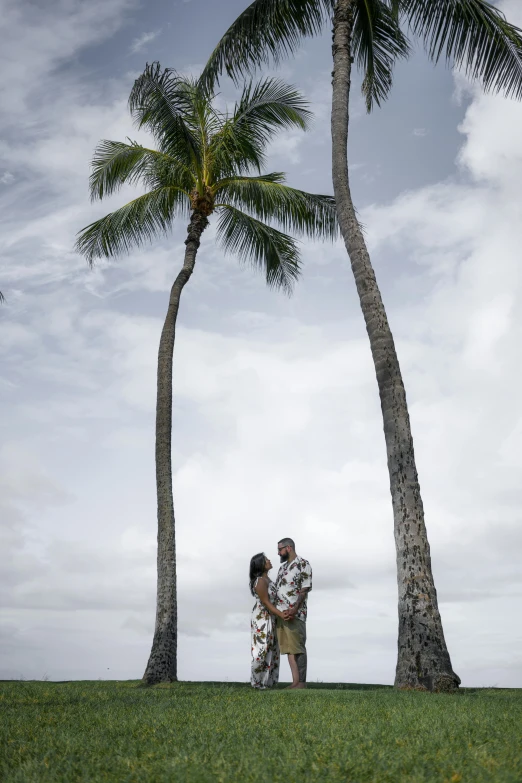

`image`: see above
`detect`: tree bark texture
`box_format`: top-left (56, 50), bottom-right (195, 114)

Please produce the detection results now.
top-left (331, 0), bottom-right (460, 692)
top-left (142, 210), bottom-right (209, 685)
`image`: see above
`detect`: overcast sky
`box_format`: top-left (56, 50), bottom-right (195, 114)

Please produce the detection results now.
top-left (1, 0), bottom-right (521, 688)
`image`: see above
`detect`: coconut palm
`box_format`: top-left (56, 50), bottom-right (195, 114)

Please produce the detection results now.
top-left (76, 63), bottom-right (338, 685)
top-left (201, 0), bottom-right (522, 691)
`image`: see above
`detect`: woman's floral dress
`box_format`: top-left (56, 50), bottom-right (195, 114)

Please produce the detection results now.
top-left (251, 577), bottom-right (280, 689)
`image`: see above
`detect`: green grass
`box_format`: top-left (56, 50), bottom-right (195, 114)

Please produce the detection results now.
top-left (1, 681), bottom-right (521, 782)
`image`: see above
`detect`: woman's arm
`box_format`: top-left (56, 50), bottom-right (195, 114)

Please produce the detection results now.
top-left (255, 578), bottom-right (285, 619)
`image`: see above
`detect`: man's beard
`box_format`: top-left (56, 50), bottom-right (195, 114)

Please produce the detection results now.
top-left (279, 553), bottom-right (289, 563)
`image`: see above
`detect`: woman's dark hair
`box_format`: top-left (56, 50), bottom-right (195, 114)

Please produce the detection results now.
top-left (249, 552), bottom-right (267, 596)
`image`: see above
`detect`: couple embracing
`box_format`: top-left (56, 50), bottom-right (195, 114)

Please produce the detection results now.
top-left (249, 537), bottom-right (312, 690)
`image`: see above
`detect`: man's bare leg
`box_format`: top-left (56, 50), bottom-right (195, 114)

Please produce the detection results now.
top-left (294, 652), bottom-right (307, 689)
top-left (285, 654), bottom-right (300, 688)
top-left (285, 652), bottom-right (307, 689)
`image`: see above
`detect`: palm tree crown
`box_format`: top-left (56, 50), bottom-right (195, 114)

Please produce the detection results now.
top-left (76, 63), bottom-right (338, 291)
top-left (201, 0), bottom-right (522, 110)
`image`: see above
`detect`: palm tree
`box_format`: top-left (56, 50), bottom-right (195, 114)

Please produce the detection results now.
top-left (76, 63), bottom-right (338, 685)
top-left (201, 0), bottom-right (522, 692)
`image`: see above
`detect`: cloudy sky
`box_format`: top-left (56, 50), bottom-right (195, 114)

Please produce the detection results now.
top-left (1, 0), bottom-right (521, 688)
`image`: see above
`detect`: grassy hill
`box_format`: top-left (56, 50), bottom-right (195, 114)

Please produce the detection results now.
top-left (1, 680), bottom-right (520, 782)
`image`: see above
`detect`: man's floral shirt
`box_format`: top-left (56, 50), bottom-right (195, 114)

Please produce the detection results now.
top-left (275, 555), bottom-right (312, 622)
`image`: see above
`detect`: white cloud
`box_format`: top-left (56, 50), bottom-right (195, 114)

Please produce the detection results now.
top-left (130, 30), bottom-right (160, 54)
top-left (0, 0), bottom-right (138, 118)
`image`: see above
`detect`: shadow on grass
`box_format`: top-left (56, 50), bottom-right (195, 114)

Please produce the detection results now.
top-left (135, 680), bottom-right (394, 691)
top-left (0, 680), bottom-right (518, 694)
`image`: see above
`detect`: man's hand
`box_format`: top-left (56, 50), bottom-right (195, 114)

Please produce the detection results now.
top-left (283, 587), bottom-right (309, 621)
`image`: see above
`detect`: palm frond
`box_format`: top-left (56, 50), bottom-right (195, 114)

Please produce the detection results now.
top-left (209, 79), bottom-right (312, 179)
top-left (144, 153), bottom-right (197, 193)
top-left (216, 204), bottom-right (301, 294)
top-left (200, 0), bottom-right (335, 90)
top-left (0, 290), bottom-right (5, 304)
top-left (89, 140), bottom-right (194, 201)
top-left (75, 187), bottom-right (190, 266)
top-left (233, 78), bottom-right (312, 133)
top-left (354, 0), bottom-right (412, 112)
top-left (401, 0), bottom-right (522, 99)
top-left (215, 174), bottom-right (339, 240)
top-left (128, 62), bottom-right (204, 169)
top-left (389, 0), bottom-right (401, 23)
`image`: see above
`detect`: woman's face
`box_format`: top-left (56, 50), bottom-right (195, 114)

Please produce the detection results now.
top-left (265, 557), bottom-right (272, 572)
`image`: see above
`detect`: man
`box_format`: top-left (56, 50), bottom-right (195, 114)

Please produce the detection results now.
top-left (275, 537), bottom-right (312, 689)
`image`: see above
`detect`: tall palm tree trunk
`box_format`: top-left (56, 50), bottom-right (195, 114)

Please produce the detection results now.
top-left (331, 0), bottom-right (459, 692)
top-left (143, 209), bottom-right (209, 685)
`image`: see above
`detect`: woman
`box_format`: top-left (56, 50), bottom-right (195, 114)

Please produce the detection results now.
top-left (249, 552), bottom-right (285, 689)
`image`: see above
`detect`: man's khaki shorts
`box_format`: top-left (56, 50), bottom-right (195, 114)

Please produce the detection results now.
top-left (276, 617), bottom-right (306, 655)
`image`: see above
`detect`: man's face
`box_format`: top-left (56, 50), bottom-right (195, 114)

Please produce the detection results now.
top-left (277, 543), bottom-right (289, 563)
